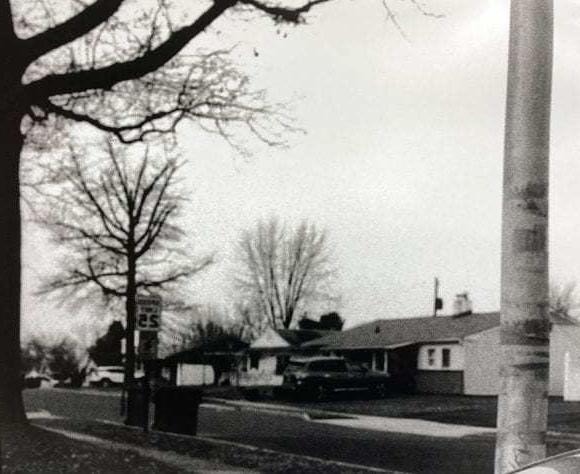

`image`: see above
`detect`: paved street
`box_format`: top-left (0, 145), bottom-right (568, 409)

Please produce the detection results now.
top-left (23, 388), bottom-right (580, 474)
top-left (23, 389), bottom-right (494, 473)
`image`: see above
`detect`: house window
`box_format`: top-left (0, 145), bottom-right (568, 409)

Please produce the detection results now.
top-left (427, 348), bottom-right (436, 366)
top-left (275, 356), bottom-right (289, 375)
top-left (250, 353), bottom-right (260, 370)
top-left (442, 348), bottom-right (451, 368)
top-left (375, 351), bottom-right (385, 372)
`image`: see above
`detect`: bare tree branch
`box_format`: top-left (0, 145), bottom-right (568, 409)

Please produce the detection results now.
top-left (24, 1), bottom-right (234, 102)
top-left (32, 140), bottom-right (211, 309)
top-left (23, 0), bottom-right (125, 63)
top-left (234, 217), bottom-right (338, 329)
top-left (240, 0), bottom-right (333, 23)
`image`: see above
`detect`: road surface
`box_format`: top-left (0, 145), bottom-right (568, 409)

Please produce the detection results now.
top-left (21, 388), bottom-right (516, 473)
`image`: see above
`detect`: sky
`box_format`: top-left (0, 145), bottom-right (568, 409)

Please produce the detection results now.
top-left (20, 0), bottom-right (580, 341)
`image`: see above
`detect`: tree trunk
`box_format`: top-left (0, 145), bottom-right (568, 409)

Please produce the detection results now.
top-left (495, 1), bottom-right (553, 473)
top-left (0, 109), bottom-right (27, 425)
top-left (124, 251), bottom-right (139, 425)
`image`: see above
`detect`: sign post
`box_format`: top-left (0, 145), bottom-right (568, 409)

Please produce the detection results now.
top-left (136, 294), bottom-right (162, 432)
top-left (136, 294), bottom-right (162, 334)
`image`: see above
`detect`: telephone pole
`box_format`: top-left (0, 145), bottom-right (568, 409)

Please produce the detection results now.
top-left (495, 1), bottom-right (553, 473)
top-left (433, 277), bottom-right (442, 317)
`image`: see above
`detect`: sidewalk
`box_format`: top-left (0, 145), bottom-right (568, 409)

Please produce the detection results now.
top-left (0, 411), bottom-right (397, 474)
top-left (204, 397), bottom-right (496, 438)
top-left (205, 396), bottom-right (580, 444)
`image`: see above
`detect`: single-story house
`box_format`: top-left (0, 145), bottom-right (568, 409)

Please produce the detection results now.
top-left (163, 337), bottom-right (249, 386)
top-left (237, 327), bottom-right (330, 388)
top-left (303, 311), bottom-right (580, 397)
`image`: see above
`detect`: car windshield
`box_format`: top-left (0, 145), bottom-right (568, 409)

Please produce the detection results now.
top-left (285, 361), bottom-right (306, 371)
top-left (308, 360), bottom-right (347, 372)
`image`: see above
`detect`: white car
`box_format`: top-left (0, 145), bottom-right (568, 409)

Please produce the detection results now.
top-left (88, 366), bottom-right (125, 387)
top-left (88, 366), bottom-right (145, 387)
top-left (508, 449), bottom-right (580, 473)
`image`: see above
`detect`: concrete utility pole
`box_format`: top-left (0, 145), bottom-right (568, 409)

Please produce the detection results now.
top-left (495, 1), bottom-right (553, 473)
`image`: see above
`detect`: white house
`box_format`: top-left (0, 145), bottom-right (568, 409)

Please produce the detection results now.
top-left (237, 327), bottom-right (329, 388)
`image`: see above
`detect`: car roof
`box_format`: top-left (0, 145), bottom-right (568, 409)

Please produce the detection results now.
top-left (288, 356), bottom-right (345, 363)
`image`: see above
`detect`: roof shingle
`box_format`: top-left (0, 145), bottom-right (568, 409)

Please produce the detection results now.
top-left (303, 312), bottom-right (501, 350)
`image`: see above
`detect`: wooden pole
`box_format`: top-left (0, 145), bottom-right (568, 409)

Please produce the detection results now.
top-left (495, 1), bottom-right (553, 472)
top-left (433, 277), bottom-right (440, 317)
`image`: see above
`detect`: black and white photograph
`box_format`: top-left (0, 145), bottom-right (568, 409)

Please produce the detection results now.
top-left (0, 1), bottom-right (578, 473)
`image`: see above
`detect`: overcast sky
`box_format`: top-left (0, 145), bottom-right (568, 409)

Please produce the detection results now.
top-left (21, 0), bottom-right (580, 339)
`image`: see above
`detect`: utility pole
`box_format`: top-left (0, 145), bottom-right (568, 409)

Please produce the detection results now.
top-left (495, 1), bottom-right (553, 473)
top-left (433, 277), bottom-right (442, 317)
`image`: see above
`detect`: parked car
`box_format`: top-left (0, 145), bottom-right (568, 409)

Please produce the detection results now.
top-left (88, 366), bottom-right (125, 387)
top-left (281, 356), bottom-right (390, 400)
top-left (88, 366), bottom-right (144, 387)
top-left (23, 371), bottom-right (58, 389)
top-left (508, 448), bottom-right (580, 473)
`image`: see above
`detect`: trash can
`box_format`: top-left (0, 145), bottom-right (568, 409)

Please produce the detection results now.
top-left (153, 386), bottom-right (203, 435)
top-left (125, 387), bottom-right (149, 427)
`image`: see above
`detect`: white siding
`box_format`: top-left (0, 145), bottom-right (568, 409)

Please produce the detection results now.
top-left (463, 327), bottom-right (501, 395)
top-left (463, 324), bottom-right (580, 396)
top-left (238, 354), bottom-right (283, 387)
top-left (417, 344), bottom-right (464, 371)
top-left (176, 364), bottom-right (215, 385)
top-left (550, 324), bottom-right (580, 397)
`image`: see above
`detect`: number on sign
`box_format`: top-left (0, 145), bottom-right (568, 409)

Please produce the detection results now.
top-left (137, 313), bottom-right (161, 331)
top-left (149, 314), bottom-right (160, 329)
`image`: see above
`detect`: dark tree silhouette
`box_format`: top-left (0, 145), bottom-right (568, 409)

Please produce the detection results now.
top-left (88, 321), bottom-right (125, 367)
top-left (319, 312), bottom-right (344, 330)
top-left (1, 0), bottom-right (438, 425)
top-left (34, 142), bottom-right (211, 413)
top-left (1, 0), bottom-right (331, 423)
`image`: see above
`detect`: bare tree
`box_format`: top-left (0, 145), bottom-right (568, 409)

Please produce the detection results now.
top-left (34, 141), bottom-right (212, 413)
top-left (495, 1), bottom-right (553, 472)
top-left (21, 336), bottom-right (83, 385)
top-left (0, 0), bottom-right (335, 424)
top-left (550, 282), bottom-right (579, 321)
top-left (235, 217), bottom-right (337, 329)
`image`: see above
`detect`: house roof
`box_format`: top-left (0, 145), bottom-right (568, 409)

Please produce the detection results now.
top-left (249, 328), bottom-right (333, 351)
top-left (164, 337), bottom-right (249, 364)
top-left (303, 312), bottom-right (502, 350)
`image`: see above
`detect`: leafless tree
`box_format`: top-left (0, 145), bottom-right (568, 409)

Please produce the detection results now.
top-left (34, 141), bottom-right (212, 400)
top-left (0, 0), bottom-right (440, 425)
top-left (232, 301), bottom-right (270, 340)
top-left (21, 336), bottom-right (83, 384)
top-left (0, 0), bottom-right (335, 424)
top-left (550, 282), bottom-right (580, 322)
top-left (235, 217), bottom-right (337, 329)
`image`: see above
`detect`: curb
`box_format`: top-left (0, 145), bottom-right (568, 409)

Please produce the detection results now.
top-left (96, 418), bottom-right (404, 473)
top-left (203, 397), bottom-right (580, 443)
top-left (203, 396), bottom-right (354, 420)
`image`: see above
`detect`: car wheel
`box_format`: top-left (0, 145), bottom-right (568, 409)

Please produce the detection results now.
top-left (313, 384), bottom-right (331, 401)
top-left (101, 378), bottom-right (112, 388)
top-left (373, 383), bottom-right (388, 398)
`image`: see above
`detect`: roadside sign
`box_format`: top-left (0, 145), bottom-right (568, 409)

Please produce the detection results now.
top-left (138, 331), bottom-right (159, 360)
top-left (136, 294), bottom-right (162, 331)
